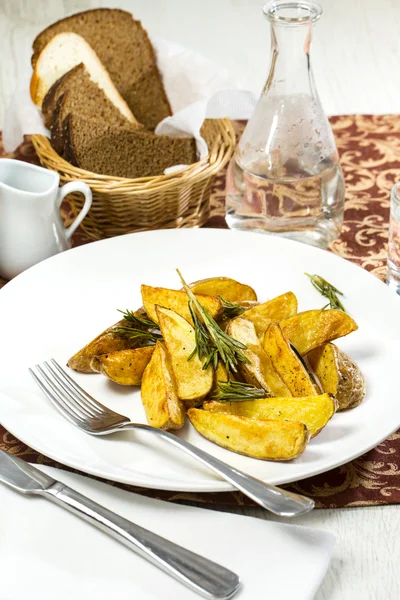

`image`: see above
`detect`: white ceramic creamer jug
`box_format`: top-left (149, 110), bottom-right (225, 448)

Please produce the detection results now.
top-left (0, 159), bottom-right (92, 279)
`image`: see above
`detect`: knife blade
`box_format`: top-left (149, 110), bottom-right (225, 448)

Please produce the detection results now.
top-left (0, 449), bottom-right (240, 599)
top-left (0, 449), bottom-right (56, 493)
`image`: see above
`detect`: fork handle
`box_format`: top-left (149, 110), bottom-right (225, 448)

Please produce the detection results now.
top-left (44, 482), bottom-right (240, 600)
top-left (128, 425), bottom-right (314, 517)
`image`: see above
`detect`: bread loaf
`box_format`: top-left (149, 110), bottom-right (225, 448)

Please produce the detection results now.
top-left (44, 63), bottom-right (137, 156)
top-left (64, 114), bottom-right (197, 178)
top-left (32, 8), bottom-right (172, 130)
top-left (31, 32), bottom-right (137, 126)
top-left (44, 64), bottom-right (196, 177)
top-left (45, 63), bottom-right (136, 128)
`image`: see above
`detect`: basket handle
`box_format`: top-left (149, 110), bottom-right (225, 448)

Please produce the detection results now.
top-left (57, 182), bottom-right (92, 239)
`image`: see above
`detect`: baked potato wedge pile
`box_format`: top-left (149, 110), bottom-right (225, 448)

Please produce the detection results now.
top-left (68, 274), bottom-right (365, 462)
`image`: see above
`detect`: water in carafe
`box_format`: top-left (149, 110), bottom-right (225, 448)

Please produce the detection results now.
top-left (225, 1), bottom-right (345, 248)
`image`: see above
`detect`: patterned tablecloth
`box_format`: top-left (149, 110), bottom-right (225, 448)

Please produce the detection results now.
top-left (1, 115), bottom-right (400, 509)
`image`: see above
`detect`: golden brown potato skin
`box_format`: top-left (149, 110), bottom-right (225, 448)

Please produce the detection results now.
top-left (141, 342), bottom-right (186, 430)
top-left (188, 277), bottom-right (257, 302)
top-left (308, 343), bottom-right (366, 410)
top-left (210, 361), bottom-right (230, 394)
top-left (242, 291), bottom-right (298, 337)
top-left (227, 318), bottom-right (291, 397)
top-left (263, 323), bottom-right (319, 397)
top-left (188, 409), bottom-right (309, 460)
top-left (156, 305), bottom-right (213, 405)
top-left (280, 309), bottom-right (358, 356)
top-left (67, 319), bottom-right (140, 374)
top-left (141, 284), bottom-right (222, 325)
top-left (203, 393), bottom-right (337, 437)
top-left (96, 346), bottom-right (155, 385)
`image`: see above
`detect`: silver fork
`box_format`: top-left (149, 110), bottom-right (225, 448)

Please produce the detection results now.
top-left (29, 359), bottom-right (315, 517)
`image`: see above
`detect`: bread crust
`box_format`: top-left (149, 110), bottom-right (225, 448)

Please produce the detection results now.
top-left (49, 93), bottom-right (71, 158)
top-left (41, 66), bottom-right (81, 129)
top-left (32, 8), bottom-right (131, 67)
top-left (62, 113), bottom-right (79, 166)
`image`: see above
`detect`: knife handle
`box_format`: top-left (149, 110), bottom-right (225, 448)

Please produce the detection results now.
top-left (44, 482), bottom-right (240, 600)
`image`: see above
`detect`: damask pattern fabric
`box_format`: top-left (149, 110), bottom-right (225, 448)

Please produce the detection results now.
top-left (0, 115), bottom-right (399, 509)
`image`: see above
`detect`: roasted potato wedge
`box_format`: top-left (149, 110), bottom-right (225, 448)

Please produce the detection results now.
top-left (216, 299), bottom-right (259, 334)
top-left (95, 346), bottom-right (154, 385)
top-left (227, 318), bottom-right (291, 397)
top-left (263, 322), bottom-right (319, 397)
top-left (188, 409), bottom-right (309, 460)
top-left (308, 343), bottom-right (366, 410)
top-left (242, 291), bottom-right (298, 337)
top-left (156, 305), bottom-right (213, 404)
top-left (236, 300), bottom-right (259, 310)
top-left (141, 342), bottom-right (186, 429)
top-left (68, 319), bottom-right (140, 374)
top-left (141, 284), bottom-right (222, 325)
top-left (203, 393), bottom-right (337, 437)
top-left (188, 277), bottom-right (257, 302)
top-left (210, 361), bottom-right (230, 394)
top-left (281, 309), bottom-right (358, 356)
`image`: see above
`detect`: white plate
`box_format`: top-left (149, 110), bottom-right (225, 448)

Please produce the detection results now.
top-left (0, 228), bottom-right (399, 492)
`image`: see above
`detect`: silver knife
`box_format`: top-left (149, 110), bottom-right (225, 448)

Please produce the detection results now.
top-left (0, 449), bottom-right (240, 600)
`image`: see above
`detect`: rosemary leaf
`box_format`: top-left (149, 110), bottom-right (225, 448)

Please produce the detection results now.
top-left (218, 296), bottom-right (246, 319)
top-left (113, 325), bottom-right (162, 345)
top-left (115, 309), bottom-right (162, 346)
top-left (305, 273), bottom-right (346, 312)
top-left (177, 269), bottom-right (250, 374)
top-left (117, 308), bottom-right (158, 329)
top-left (211, 380), bottom-right (267, 402)
top-left (187, 303), bottom-right (216, 369)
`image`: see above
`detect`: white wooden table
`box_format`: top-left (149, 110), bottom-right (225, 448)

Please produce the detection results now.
top-left (1, 1), bottom-right (400, 598)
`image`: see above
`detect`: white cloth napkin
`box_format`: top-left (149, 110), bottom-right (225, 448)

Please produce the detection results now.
top-left (0, 465), bottom-right (334, 600)
top-left (2, 37), bottom-right (258, 161)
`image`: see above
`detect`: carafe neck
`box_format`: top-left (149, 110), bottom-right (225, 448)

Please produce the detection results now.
top-left (263, 1), bottom-right (322, 96)
top-left (265, 24), bottom-right (313, 94)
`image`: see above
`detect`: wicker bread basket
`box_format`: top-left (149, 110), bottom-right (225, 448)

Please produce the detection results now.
top-left (31, 119), bottom-right (235, 240)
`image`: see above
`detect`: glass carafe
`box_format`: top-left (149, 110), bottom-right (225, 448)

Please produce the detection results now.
top-left (225, 1), bottom-right (345, 248)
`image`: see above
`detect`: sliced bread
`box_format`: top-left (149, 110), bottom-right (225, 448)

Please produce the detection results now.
top-left (63, 113), bottom-right (197, 178)
top-left (32, 8), bottom-right (172, 130)
top-left (44, 63), bottom-right (136, 136)
top-left (46, 64), bottom-right (196, 177)
top-left (31, 32), bottom-right (137, 126)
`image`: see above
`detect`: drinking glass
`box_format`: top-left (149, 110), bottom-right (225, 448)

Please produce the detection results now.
top-left (387, 182), bottom-right (400, 294)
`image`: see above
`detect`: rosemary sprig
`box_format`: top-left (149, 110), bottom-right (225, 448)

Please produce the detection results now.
top-left (211, 380), bottom-right (267, 402)
top-left (218, 296), bottom-right (246, 319)
top-left (117, 309), bottom-right (158, 329)
top-left (115, 308), bottom-right (162, 345)
top-left (305, 273), bottom-right (346, 312)
top-left (188, 304), bottom-right (218, 370)
top-left (113, 325), bottom-right (162, 344)
top-left (177, 269), bottom-right (250, 374)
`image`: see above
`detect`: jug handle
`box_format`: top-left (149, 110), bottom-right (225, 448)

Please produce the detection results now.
top-left (57, 182), bottom-right (93, 240)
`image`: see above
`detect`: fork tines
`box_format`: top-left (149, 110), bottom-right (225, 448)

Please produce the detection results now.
top-left (29, 359), bottom-right (124, 432)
